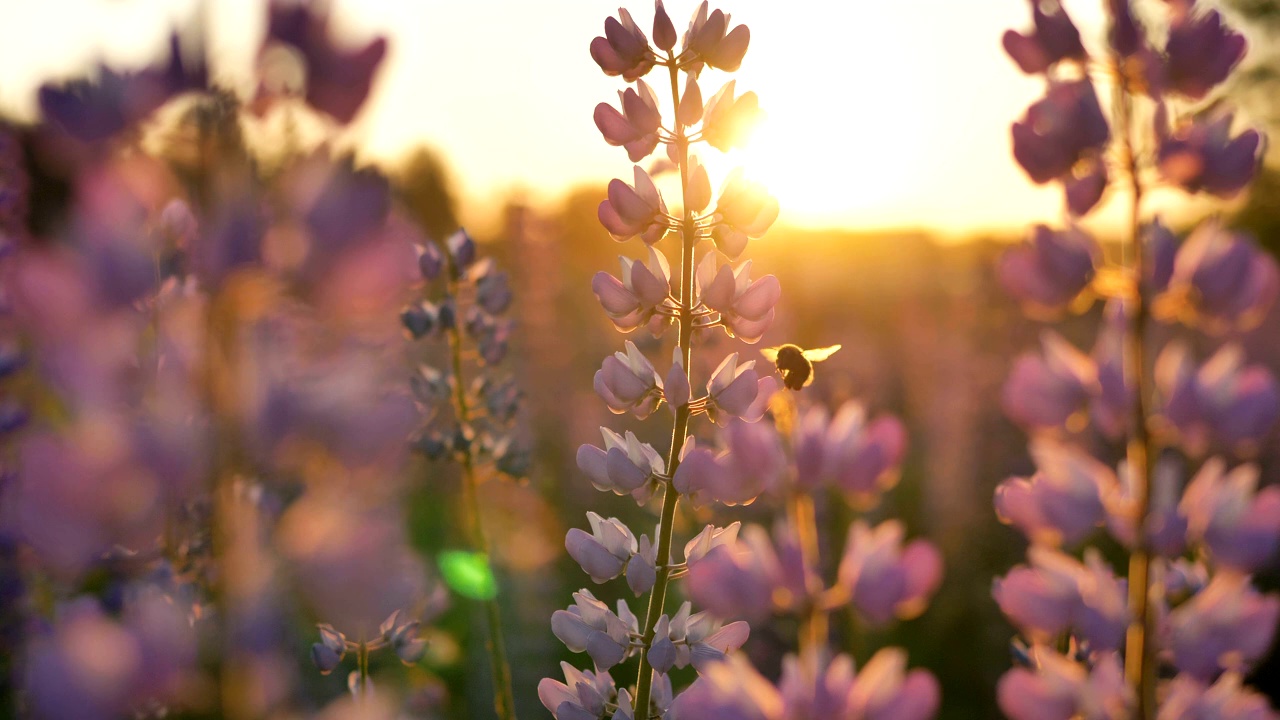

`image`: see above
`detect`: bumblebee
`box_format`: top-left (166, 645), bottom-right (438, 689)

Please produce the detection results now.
top-left (761, 344), bottom-right (842, 390)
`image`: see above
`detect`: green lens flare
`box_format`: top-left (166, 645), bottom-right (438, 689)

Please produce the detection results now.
top-left (438, 550), bottom-right (497, 600)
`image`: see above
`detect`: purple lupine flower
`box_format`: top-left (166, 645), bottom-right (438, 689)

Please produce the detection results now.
top-left (1158, 114), bottom-right (1261, 197)
top-left (1002, 331), bottom-right (1099, 431)
top-left (1163, 221), bottom-right (1278, 332)
top-left (997, 649), bottom-right (1129, 720)
top-left (595, 80), bottom-right (663, 162)
top-left (686, 523), bottom-right (806, 622)
top-left (792, 405), bottom-right (831, 489)
top-left (777, 652), bottom-right (858, 719)
top-left (38, 34), bottom-right (207, 142)
top-left (1163, 8), bottom-right (1246, 100)
top-left (665, 348), bottom-right (691, 409)
top-left (445, 228), bottom-right (477, 273)
top-left (595, 340), bottom-right (664, 418)
top-left (838, 520), bottom-right (942, 624)
top-left (720, 417), bottom-right (788, 497)
top-left (653, 601), bottom-right (750, 672)
top-left (551, 590), bottom-right (636, 670)
top-left (471, 258), bottom-right (513, 314)
top-left (848, 648), bottom-right (941, 720)
top-left (711, 170), bottom-right (779, 259)
top-left (577, 426), bottom-right (663, 497)
top-left (1157, 342), bottom-right (1280, 455)
top-left (993, 549), bottom-right (1080, 641)
top-left (1105, 456), bottom-right (1188, 558)
top-left (697, 253), bottom-right (779, 343)
top-left (1180, 458), bottom-right (1280, 572)
top-left (672, 654), bottom-right (783, 720)
top-left (682, 2), bottom-right (751, 74)
top-left (1064, 159), bottom-right (1109, 217)
top-left (599, 166), bottom-right (670, 244)
top-left (416, 240), bottom-right (444, 281)
top-left (1002, 0), bottom-right (1086, 75)
top-left (593, 248), bottom-right (672, 332)
top-left (264, 1), bottom-right (387, 123)
top-left (312, 624), bottom-right (347, 675)
top-left (705, 353), bottom-right (761, 424)
top-left (995, 440), bottom-right (1116, 546)
top-left (1091, 300), bottom-right (1133, 440)
top-left (998, 224), bottom-right (1100, 313)
top-left (539, 662), bottom-right (617, 720)
top-left (683, 522), bottom-right (741, 567)
top-left (701, 81), bottom-right (761, 153)
top-left (1012, 79), bottom-right (1109, 188)
top-left (1167, 572), bottom-right (1280, 680)
top-left (1160, 673), bottom-right (1280, 720)
top-left (566, 512), bottom-right (639, 583)
top-left (627, 534), bottom-right (658, 595)
top-left (824, 403), bottom-right (908, 507)
top-left (590, 8), bottom-right (655, 81)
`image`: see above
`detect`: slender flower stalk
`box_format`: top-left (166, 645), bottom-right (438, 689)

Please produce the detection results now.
top-left (441, 249), bottom-right (518, 720)
top-left (632, 52), bottom-right (697, 718)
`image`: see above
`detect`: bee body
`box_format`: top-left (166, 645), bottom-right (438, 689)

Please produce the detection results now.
top-left (761, 343), bottom-right (841, 391)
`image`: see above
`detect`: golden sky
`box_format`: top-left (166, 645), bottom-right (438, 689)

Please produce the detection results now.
top-left (0, 0), bottom-right (1230, 237)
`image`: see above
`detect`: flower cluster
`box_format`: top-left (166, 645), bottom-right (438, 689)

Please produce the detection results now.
top-left (0, 3), bottom-right (446, 717)
top-left (548, 3), bottom-right (786, 717)
top-left (996, 2), bottom-right (1280, 718)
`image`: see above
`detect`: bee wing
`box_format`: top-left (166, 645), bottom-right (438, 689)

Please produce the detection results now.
top-left (760, 346), bottom-right (782, 363)
top-left (801, 344), bottom-right (842, 362)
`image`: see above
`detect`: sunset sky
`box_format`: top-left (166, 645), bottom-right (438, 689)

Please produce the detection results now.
top-left (0, 0), bottom-right (1235, 237)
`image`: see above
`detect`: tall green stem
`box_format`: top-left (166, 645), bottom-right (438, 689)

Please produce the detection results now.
top-left (633, 57), bottom-right (696, 720)
top-left (442, 263), bottom-right (518, 720)
top-left (1110, 49), bottom-right (1158, 720)
top-left (789, 491), bottom-right (828, 665)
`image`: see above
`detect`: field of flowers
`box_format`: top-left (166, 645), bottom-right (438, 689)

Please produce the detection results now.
top-left (1, 1), bottom-right (1279, 719)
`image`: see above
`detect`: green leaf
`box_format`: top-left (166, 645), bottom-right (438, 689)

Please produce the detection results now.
top-left (438, 550), bottom-right (497, 601)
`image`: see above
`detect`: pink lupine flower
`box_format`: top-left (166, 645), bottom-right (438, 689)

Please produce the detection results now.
top-left (671, 439), bottom-right (733, 504)
top-left (1157, 342), bottom-right (1280, 455)
top-left (594, 80), bottom-right (663, 162)
top-left (1180, 458), bottom-right (1280, 572)
top-left (264, 1), bottom-right (387, 124)
top-left (848, 648), bottom-right (942, 720)
top-left (539, 662), bottom-right (617, 720)
top-left (566, 512), bottom-right (638, 583)
top-left (682, 2), bottom-right (751, 73)
top-left (595, 340), bottom-right (664, 418)
top-left (1167, 573), bottom-right (1280, 680)
top-left (698, 253), bottom-right (780, 343)
top-left (1003, 331), bottom-right (1099, 431)
top-left (712, 170), bottom-right (779, 259)
top-left (993, 549), bottom-right (1080, 641)
top-left (1158, 114), bottom-right (1261, 197)
top-left (577, 426), bottom-right (663, 496)
top-left (599, 165), bottom-right (670, 244)
top-left (838, 520), bottom-right (943, 625)
top-left (592, 247), bottom-right (672, 332)
top-left (551, 590), bottom-right (637, 670)
top-left (998, 224), bottom-right (1100, 313)
top-left (995, 440), bottom-right (1116, 546)
top-left (650, 601), bottom-right (749, 672)
top-left (1162, 221), bottom-right (1279, 331)
top-left (1012, 79), bottom-right (1110, 185)
top-left (1160, 673), bottom-right (1280, 720)
top-left (1163, 8), bottom-right (1246, 100)
top-left (1002, 0), bottom-right (1086, 75)
top-left (705, 353), bottom-right (761, 424)
top-left (997, 649), bottom-right (1129, 720)
top-left (824, 403), bottom-right (908, 506)
top-left (701, 80), bottom-right (761, 152)
top-left (590, 8), bottom-right (655, 81)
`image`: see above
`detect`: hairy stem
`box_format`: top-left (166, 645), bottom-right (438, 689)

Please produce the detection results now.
top-left (633, 57), bottom-right (696, 720)
top-left (443, 265), bottom-right (518, 720)
top-left (1110, 47), bottom-right (1158, 720)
